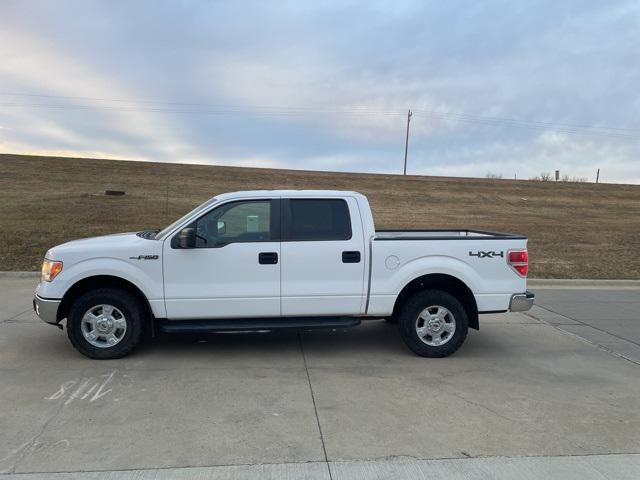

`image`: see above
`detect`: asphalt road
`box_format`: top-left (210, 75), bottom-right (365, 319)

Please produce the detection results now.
top-left (0, 277), bottom-right (639, 479)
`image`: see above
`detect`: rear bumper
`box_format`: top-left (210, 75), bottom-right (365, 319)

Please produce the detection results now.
top-left (33, 294), bottom-right (61, 325)
top-left (509, 291), bottom-right (535, 312)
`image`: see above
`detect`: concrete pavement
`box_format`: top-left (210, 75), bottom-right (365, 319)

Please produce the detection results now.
top-left (529, 287), bottom-right (640, 364)
top-left (1, 454), bottom-right (639, 480)
top-left (1, 277), bottom-right (639, 478)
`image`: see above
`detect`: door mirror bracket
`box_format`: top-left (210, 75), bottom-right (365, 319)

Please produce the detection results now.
top-left (178, 228), bottom-right (196, 249)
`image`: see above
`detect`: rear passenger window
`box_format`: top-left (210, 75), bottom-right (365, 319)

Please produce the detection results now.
top-left (287, 199), bottom-right (352, 241)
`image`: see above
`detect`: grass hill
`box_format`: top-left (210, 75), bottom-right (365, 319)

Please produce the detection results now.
top-left (1, 153), bottom-right (638, 278)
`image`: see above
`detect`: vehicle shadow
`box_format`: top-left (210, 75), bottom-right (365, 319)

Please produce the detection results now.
top-left (137, 319), bottom-right (411, 359)
top-left (133, 319), bottom-right (505, 362)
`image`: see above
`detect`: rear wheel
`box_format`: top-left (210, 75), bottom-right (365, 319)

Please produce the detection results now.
top-left (67, 288), bottom-right (144, 359)
top-left (398, 290), bottom-right (468, 357)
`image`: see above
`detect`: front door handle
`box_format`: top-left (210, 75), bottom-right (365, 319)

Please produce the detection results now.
top-left (342, 251), bottom-right (361, 263)
top-left (259, 252), bottom-right (278, 264)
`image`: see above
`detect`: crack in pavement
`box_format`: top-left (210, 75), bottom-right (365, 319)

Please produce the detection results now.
top-left (297, 331), bottom-right (333, 480)
top-left (0, 309), bottom-right (32, 324)
top-left (4, 399), bottom-right (67, 474)
top-left (3, 452), bottom-right (640, 476)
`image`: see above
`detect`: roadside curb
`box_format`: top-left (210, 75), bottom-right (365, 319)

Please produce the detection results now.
top-left (528, 278), bottom-right (640, 288)
top-left (0, 271), bottom-right (40, 278)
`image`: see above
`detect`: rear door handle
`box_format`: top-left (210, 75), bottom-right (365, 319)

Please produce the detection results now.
top-left (259, 252), bottom-right (278, 264)
top-left (342, 251), bottom-right (361, 263)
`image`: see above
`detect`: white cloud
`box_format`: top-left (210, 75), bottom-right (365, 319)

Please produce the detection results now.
top-left (413, 132), bottom-right (640, 184)
top-left (205, 56), bottom-right (451, 144)
top-left (0, 25), bottom-right (195, 161)
top-left (0, 1), bottom-right (638, 184)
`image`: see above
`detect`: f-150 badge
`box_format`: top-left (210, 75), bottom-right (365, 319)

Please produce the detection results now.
top-left (129, 255), bottom-right (159, 260)
top-left (469, 251), bottom-right (504, 258)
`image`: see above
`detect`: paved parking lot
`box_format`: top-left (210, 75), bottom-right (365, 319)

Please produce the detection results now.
top-left (1, 277), bottom-right (639, 479)
top-left (530, 286), bottom-right (640, 364)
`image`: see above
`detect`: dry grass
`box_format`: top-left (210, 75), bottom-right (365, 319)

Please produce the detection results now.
top-left (1, 153), bottom-right (639, 278)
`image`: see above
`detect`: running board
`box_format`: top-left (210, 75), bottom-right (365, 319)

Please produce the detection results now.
top-left (158, 316), bottom-right (362, 333)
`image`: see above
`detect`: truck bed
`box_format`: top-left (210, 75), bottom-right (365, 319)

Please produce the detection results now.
top-left (367, 229), bottom-right (529, 316)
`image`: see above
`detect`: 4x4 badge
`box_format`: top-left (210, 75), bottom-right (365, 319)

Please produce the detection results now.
top-left (469, 251), bottom-right (504, 258)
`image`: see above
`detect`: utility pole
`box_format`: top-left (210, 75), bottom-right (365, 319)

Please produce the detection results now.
top-left (596, 168), bottom-right (600, 184)
top-left (403, 109), bottom-right (412, 175)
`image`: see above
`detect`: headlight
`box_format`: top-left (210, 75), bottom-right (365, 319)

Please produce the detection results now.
top-left (41, 259), bottom-right (63, 282)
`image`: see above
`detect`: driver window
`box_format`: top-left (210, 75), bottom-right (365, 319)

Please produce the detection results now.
top-left (195, 200), bottom-right (271, 247)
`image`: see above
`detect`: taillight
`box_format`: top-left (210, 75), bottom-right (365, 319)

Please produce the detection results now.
top-left (508, 250), bottom-right (528, 277)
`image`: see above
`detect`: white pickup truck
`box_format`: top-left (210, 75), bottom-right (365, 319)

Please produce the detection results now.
top-left (34, 190), bottom-right (533, 359)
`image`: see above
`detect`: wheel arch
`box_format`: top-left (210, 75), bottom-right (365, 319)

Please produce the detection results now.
top-left (57, 275), bottom-right (153, 324)
top-left (392, 273), bottom-right (479, 330)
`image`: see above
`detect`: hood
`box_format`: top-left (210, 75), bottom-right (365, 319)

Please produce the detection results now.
top-left (46, 232), bottom-right (162, 267)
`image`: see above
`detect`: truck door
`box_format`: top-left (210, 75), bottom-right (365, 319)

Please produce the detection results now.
top-left (163, 198), bottom-right (281, 319)
top-left (280, 197), bottom-right (366, 316)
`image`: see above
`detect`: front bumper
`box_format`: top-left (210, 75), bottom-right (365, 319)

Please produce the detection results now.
top-left (509, 291), bottom-right (535, 312)
top-left (33, 294), bottom-right (61, 325)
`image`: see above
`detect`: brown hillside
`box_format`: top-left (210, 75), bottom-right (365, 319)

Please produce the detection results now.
top-left (1, 154), bottom-right (638, 278)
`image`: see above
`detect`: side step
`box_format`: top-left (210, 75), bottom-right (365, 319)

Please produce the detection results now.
top-left (158, 316), bottom-right (362, 333)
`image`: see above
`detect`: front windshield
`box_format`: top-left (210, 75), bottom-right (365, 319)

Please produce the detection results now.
top-left (155, 197), bottom-right (219, 240)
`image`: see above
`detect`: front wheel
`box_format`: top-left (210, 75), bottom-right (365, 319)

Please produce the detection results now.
top-left (398, 290), bottom-right (468, 357)
top-left (67, 288), bottom-right (144, 359)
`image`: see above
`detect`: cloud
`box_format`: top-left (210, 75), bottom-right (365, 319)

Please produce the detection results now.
top-left (0, 0), bottom-right (638, 183)
top-left (0, 24), bottom-right (196, 160)
top-left (412, 132), bottom-right (640, 183)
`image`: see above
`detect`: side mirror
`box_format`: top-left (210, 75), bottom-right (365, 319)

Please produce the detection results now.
top-left (178, 228), bottom-right (196, 249)
top-left (217, 220), bottom-right (226, 235)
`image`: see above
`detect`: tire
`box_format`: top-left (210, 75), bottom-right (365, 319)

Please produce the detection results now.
top-left (67, 287), bottom-right (144, 359)
top-left (398, 290), bottom-right (468, 357)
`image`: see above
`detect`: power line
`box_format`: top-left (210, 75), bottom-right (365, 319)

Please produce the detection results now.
top-left (0, 101), bottom-right (405, 117)
top-left (412, 108), bottom-right (640, 133)
top-left (412, 110), bottom-right (640, 140)
top-left (0, 93), bottom-right (405, 115)
top-left (0, 102), bottom-right (396, 115)
top-left (0, 92), bottom-right (638, 140)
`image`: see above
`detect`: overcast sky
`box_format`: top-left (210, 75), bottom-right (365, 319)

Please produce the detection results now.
top-left (1, 0), bottom-right (639, 183)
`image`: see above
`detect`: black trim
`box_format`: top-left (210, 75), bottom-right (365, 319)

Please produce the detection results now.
top-left (375, 229), bottom-right (526, 241)
top-left (377, 229), bottom-right (517, 236)
top-left (270, 199), bottom-right (282, 242)
top-left (34, 295), bottom-right (62, 301)
top-left (158, 316), bottom-right (361, 332)
top-left (478, 310), bottom-right (508, 314)
top-left (171, 198), bottom-right (281, 249)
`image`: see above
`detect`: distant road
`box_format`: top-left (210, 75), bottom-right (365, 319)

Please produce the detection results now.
top-left (529, 286), bottom-right (640, 364)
